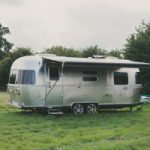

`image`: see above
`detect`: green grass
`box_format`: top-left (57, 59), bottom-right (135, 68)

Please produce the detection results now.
top-left (0, 92), bottom-right (150, 150)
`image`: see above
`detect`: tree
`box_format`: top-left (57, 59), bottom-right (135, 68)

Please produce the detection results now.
top-left (124, 21), bottom-right (150, 94)
top-left (44, 46), bottom-right (81, 57)
top-left (0, 56), bottom-right (12, 90)
top-left (0, 23), bottom-right (13, 58)
top-left (81, 45), bottom-right (107, 57)
top-left (0, 47), bottom-right (32, 90)
top-left (9, 47), bottom-right (32, 61)
top-left (107, 49), bottom-right (124, 59)
top-left (124, 21), bottom-right (150, 62)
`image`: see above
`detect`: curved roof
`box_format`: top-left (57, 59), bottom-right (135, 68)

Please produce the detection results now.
top-left (11, 56), bottom-right (43, 70)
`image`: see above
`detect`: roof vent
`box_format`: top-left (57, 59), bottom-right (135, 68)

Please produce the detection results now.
top-left (105, 56), bottom-right (119, 59)
top-left (92, 55), bottom-right (106, 59)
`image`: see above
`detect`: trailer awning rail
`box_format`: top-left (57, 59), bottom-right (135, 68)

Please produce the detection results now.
top-left (41, 56), bottom-right (150, 68)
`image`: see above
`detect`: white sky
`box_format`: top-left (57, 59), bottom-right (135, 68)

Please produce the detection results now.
top-left (0, 0), bottom-right (150, 52)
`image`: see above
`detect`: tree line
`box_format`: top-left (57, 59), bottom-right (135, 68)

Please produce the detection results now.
top-left (0, 22), bottom-right (150, 93)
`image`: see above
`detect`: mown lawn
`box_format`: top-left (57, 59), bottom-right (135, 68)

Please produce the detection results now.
top-left (0, 92), bottom-right (150, 150)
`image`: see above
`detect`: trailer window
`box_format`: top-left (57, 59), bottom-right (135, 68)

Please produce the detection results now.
top-left (114, 72), bottom-right (128, 85)
top-left (9, 70), bottom-right (17, 84)
top-left (18, 70), bottom-right (35, 85)
top-left (83, 76), bottom-right (97, 81)
top-left (82, 70), bottom-right (98, 81)
top-left (49, 67), bottom-right (59, 80)
top-left (135, 72), bottom-right (141, 84)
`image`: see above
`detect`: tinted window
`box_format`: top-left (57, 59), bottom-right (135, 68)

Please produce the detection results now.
top-left (114, 72), bottom-right (128, 85)
top-left (49, 67), bottom-right (59, 80)
top-left (9, 70), bottom-right (17, 84)
top-left (18, 70), bottom-right (35, 85)
top-left (22, 70), bottom-right (35, 84)
top-left (83, 76), bottom-right (97, 81)
top-left (135, 72), bottom-right (141, 84)
top-left (82, 70), bottom-right (98, 82)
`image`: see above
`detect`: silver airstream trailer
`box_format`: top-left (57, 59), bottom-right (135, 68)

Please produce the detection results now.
top-left (7, 54), bottom-right (150, 114)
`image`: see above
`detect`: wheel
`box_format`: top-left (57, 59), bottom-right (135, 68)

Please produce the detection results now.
top-left (72, 104), bottom-right (84, 114)
top-left (87, 104), bottom-right (97, 114)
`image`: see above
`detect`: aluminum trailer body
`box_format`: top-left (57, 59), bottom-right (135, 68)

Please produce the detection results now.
top-left (7, 54), bottom-right (150, 113)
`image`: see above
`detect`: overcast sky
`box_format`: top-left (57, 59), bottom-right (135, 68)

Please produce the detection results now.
top-left (0, 0), bottom-right (150, 52)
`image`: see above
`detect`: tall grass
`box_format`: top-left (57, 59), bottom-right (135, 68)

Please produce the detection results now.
top-left (0, 92), bottom-right (150, 150)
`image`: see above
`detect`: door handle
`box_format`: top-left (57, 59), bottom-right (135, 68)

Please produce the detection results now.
top-left (78, 82), bottom-right (81, 88)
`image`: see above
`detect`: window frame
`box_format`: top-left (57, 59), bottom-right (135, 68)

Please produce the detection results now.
top-left (48, 67), bottom-right (60, 81)
top-left (82, 76), bottom-right (98, 81)
top-left (9, 69), bottom-right (17, 84)
top-left (114, 72), bottom-right (128, 85)
top-left (135, 72), bottom-right (142, 84)
top-left (82, 70), bottom-right (98, 82)
top-left (18, 70), bottom-right (36, 85)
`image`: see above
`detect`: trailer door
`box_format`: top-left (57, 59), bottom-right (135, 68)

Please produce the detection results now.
top-left (45, 64), bottom-right (63, 106)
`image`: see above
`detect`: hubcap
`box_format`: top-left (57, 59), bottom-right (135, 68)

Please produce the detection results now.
top-left (73, 104), bottom-right (84, 114)
top-left (87, 104), bottom-right (97, 114)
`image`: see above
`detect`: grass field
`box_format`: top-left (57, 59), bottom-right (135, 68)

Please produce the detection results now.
top-left (0, 92), bottom-right (150, 150)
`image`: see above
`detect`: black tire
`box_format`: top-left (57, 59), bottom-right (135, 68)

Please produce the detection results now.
top-left (86, 103), bottom-right (97, 114)
top-left (72, 103), bottom-right (84, 114)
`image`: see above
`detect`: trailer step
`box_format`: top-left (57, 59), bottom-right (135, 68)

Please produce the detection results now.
top-left (48, 108), bottom-right (63, 115)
